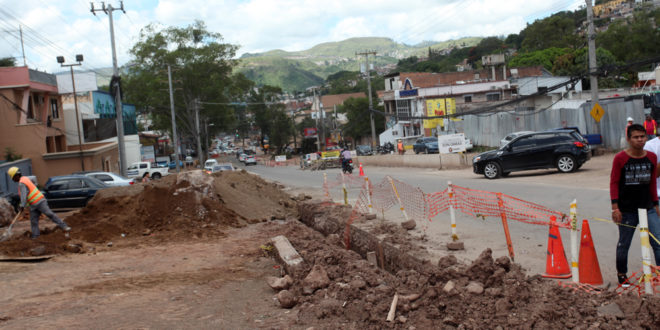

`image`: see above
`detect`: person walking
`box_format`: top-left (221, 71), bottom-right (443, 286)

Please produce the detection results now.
top-left (6, 167), bottom-right (71, 239)
top-left (397, 139), bottom-right (404, 155)
top-left (644, 114), bottom-right (657, 140)
top-left (610, 124), bottom-right (660, 287)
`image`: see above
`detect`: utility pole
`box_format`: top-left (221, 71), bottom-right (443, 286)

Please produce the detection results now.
top-left (57, 55), bottom-right (85, 171)
top-left (195, 99), bottom-right (203, 165)
top-left (313, 88), bottom-right (321, 151)
top-left (356, 51), bottom-right (378, 148)
top-left (19, 25), bottom-right (26, 66)
top-left (585, 0), bottom-right (600, 134)
top-left (91, 1), bottom-right (128, 175)
top-left (167, 65), bottom-right (181, 172)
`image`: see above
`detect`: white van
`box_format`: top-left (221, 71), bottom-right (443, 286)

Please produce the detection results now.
top-left (203, 159), bottom-right (218, 171)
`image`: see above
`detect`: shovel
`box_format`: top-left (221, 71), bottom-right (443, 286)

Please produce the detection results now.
top-left (0, 211), bottom-right (23, 242)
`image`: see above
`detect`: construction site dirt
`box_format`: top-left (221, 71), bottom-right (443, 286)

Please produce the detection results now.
top-left (1, 169), bottom-right (659, 329)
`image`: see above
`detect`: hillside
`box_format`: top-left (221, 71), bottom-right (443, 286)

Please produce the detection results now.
top-left (236, 36), bottom-right (482, 92)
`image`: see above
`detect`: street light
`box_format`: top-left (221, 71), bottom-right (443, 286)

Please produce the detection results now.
top-left (57, 54), bottom-right (85, 171)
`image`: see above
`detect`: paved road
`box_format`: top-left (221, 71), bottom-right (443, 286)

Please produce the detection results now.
top-left (238, 154), bottom-right (645, 286)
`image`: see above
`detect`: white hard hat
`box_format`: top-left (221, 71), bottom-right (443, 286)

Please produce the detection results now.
top-left (627, 117), bottom-right (634, 122)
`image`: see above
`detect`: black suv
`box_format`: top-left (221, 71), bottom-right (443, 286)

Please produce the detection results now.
top-left (473, 130), bottom-right (591, 179)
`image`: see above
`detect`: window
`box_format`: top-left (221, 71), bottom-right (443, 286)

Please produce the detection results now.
top-left (486, 93), bottom-right (500, 101)
top-left (50, 99), bottom-right (59, 119)
top-left (396, 100), bottom-right (411, 119)
top-left (534, 135), bottom-right (557, 147)
top-left (510, 137), bottom-right (535, 151)
top-left (464, 95), bottom-right (472, 103)
top-left (67, 179), bottom-right (83, 189)
top-left (48, 180), bottom-right (67, 191)
top-left (140, 163), bottom-right (148, 169)
top-left (92, 174), bottom-right (113, 182)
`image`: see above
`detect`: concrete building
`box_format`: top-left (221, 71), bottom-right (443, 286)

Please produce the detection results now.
top-left (0, 66), bottom-right (119, 184)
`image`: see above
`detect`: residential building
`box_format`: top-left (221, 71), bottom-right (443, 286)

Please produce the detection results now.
top-left (0, 66), bottom-right (119, 184)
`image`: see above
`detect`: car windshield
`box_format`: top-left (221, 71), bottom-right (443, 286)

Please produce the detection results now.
top-left (127, 164), bottom-right (138, 170)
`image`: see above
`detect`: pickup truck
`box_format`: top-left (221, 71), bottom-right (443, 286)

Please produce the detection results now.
top-left (126, 162), bottom-right (170, 179)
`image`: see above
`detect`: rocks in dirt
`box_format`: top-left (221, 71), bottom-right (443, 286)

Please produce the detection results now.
top-left (446, 241), bottom-right (465, 251)
top-left (29, 245), bottom-right (46, 256)
top-left (349, 278), bottom-right (367, 290)
top-left (438, 255), bottom-right (458, 268)
top-left (303, 265), bottom-right (331, 295)
top-left (0, 198), bottom-right (15, 227)
top-left (366, 251), bottom-right (378, 266)
top-left (443, 280), bottom-right (456, 293)
top-left (276, 290), bottom-right (297, 308)
top-left (465, 281), bottom-right (484, 294)
top-left (271, 235), bottom-right (304, 276)
top-left (400, 220), bottom-right (416, 230)
top-left (64, 243), bottom-right (83, 253)
top-left (465, 248), bottom-right (496, 283)
top-left (597, 303), bottom-right (624, 319)
top-left (266, 275), bottom-right (293, 291)
top-left (365, 213), bottom-right (377, 220)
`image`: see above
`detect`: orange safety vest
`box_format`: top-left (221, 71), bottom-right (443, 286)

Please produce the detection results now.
top-left (19, 176), bottom-right (44, 206)
top-left (645, 119), bottom-right (657, 135)
top-left (397, 142), bottom-right (403, 151)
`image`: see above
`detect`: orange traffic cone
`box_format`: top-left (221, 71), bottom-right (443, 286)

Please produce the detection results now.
top-left (359, 163), bottom-right (365, 176)
top-left (542, 216), bottom-right (572, 279)
top-left (578, 219), bottom-right (603, 285)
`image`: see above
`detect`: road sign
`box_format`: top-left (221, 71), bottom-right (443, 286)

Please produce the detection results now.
top-left (590, 103), bottom-right (604, 122)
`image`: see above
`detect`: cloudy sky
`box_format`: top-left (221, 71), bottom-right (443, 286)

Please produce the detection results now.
top-left (0, 0), bottom-right (584, 73)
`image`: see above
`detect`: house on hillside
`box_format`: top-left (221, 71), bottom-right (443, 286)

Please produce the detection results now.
top-left (380, 65), bottom-right (580, 145)
top-left (0, 66), bottom-right (119, 184)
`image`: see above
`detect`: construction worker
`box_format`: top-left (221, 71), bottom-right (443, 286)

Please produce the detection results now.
top-left (397, 139), bottom-right (404, 155)
top-left (644, 114), bottom-right (657, 140)
top-left (7, 167), bottom-right (71, 239)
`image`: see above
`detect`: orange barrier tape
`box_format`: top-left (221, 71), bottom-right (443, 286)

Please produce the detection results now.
top-left (556, 281), bottom-right (603, 295)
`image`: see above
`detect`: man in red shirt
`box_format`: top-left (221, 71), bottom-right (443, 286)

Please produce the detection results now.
top-left (644, 114), bottom-right (656, 140)
top-left (611, 124), bottom-right (660, 287)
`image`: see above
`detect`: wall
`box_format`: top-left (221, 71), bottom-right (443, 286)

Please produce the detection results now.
top-left (461, 98), bottom-right (643, 149)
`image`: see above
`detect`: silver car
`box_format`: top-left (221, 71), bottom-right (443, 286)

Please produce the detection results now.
top-left (83, 171), bottom-right (134, 186)
top-left (500, 131), bottom-right (535, 147)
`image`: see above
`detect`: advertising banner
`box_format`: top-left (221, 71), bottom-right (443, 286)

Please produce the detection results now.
top-left (438, 133), bottom-right (466, 154)
top-left (424, 98), bottom-right (458, 129)
top-left (304, 127), bottom-right (318, 138)
top-left (275, 155), bottom-right (286, 162)
top-left (321, 150), bottom-right (340, 159)
top-left (140, 145), bottom-right (156, 162)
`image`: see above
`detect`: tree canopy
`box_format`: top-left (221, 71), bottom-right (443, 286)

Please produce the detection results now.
top-left (123, 21), bottom-right (249, 160)
top-left (0, 57), bottom-right (15, 67)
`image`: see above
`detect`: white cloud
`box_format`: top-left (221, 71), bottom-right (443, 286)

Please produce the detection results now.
top-left (0, 0), bottom-right (586, 72)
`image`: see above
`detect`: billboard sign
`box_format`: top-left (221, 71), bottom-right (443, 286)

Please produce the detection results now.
top-left (304, 127), bottom-right (318, 137)
top-left (438, 133), bottom-right (466, 154)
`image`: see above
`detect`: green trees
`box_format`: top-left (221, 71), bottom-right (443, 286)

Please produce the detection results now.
top-left (339, 97), bottom-right (384, 143)
top-left (123, 21), bottom-right (247, 159)
top-left (0, 57), bottom-right (15, 67)
top-left (247, 85), bottom-right (294, 154)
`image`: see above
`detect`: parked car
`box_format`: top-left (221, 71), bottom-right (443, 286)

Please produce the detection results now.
top-left (43, 175), bottom-right (108, 209)
top-left (413, 137), bottom-right (439, 154)
top-left (185, 156), bottom-right (194, 166)
top-left (204, 159), bottom-right (218, 172)
top-left (243, 154), bottom-right (257, 165)
top-left (126, 162), bottom-right (170, 179)
top-left (473, 130), bottom-right (591, 179)
top-left (169, 160), bottom-right (184, 169)
top-left (500, 131), bottom-right (535, 147)
top-left (82, 171), bottom-right (133, 187)
top-left (205, 163), bottom-right (235, 174)
top-left (356, 145), bottom-right (373, 156)
top-left (238, 153), bottom-right (247, 162)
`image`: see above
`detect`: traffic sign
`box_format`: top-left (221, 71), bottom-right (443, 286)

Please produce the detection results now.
top-left (590, 103), bottom-right (604, 122)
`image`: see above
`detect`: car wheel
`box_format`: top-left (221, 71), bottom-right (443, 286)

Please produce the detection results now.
top-left (415, 149), bottom-right (419, 154)
top-left (151, 173), bottom-right (162, 179)
top-left (556, 155), bottom-right (576, 173)
top-left (501, 171), bottom-right (511, 177)
top-left (483, 162), bottom-right (501, 179)
top-left (424, 147), bottom-right (429, 154)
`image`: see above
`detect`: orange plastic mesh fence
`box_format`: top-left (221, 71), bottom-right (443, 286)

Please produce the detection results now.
top-left (344, 182), bottom-right (371, 249)
top-left (556, 281), bottom-right (603, 295)
top-left (449, 185), bottom-right (569, 228)
top-left (388, 177), bottom-right (428, 223)
top-left (370, 178), bottom-right (399, 214)
top-left (426, 189), bottom-right (450, 218)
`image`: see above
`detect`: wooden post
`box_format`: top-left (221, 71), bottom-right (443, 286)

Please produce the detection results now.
top-left (496, 193), bottom-right (515, 261)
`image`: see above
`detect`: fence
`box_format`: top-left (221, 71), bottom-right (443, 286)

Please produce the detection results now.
top-left (323, 172), bottom-right (660, 295)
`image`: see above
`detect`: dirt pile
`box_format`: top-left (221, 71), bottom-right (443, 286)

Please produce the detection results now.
top-left (0, 197), bottom-right (15, 227)
top-left (0, 170), bottom-right (299, 257)
top-left (266, 220), bottom-right (660, 328)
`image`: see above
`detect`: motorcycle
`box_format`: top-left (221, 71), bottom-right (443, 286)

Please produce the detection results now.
top-left (377, 142), bottom-right (395, 154)
top-left (342, 158), bottom-right (353, 174)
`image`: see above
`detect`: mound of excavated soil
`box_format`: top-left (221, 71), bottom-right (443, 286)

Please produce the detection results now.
top-left (0, 170), bottom-right (299, 257)
top-left (268, 221), bottom-right (660, 328)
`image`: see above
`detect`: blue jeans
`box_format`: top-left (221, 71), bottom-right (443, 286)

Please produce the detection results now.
top-left (616, 208), bottom-right (660, 274)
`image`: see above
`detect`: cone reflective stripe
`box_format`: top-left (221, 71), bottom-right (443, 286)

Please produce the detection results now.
top-left (542, 216), bottom-right (572, 279)
top-left (359, 163), bottom-right (365, 176)
top-left (578, 219), bottom-right (603, 285)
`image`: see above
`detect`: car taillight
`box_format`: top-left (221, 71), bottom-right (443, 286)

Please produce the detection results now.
top-left (129, 181), bottom-right (134, 185)
top-left (573, 141), bottom-right (585, 148)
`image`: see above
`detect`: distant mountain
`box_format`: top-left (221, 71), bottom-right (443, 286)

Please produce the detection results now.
top-left (236, 36), bottom-right (482, 92)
